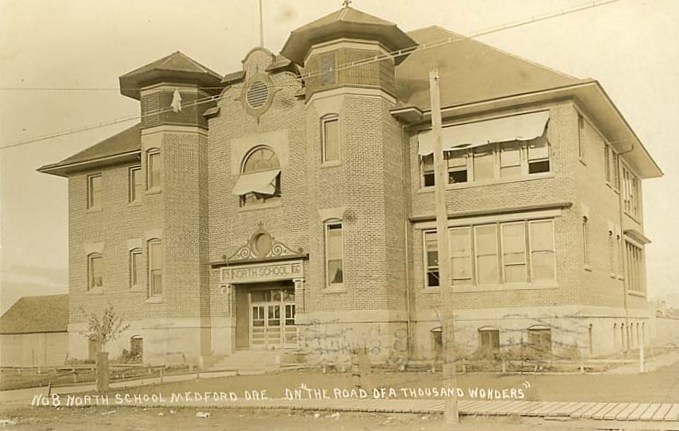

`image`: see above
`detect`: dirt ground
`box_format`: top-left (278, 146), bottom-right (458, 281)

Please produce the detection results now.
top-left (121, 361), bottom-right (679, 403)
top-left (0, 405), bottom-right (640, 431)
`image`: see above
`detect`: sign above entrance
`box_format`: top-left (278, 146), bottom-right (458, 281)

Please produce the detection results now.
top-left (220, 260), bottom-right (304, 283)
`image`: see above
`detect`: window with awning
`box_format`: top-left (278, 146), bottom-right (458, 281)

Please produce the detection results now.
top-left (234, 146), bottom-right (282, 206)
top-left (417, 110), bottom-right (550, 156)
top-left (417, 111), bottom-right (551, 187)
top-left (231, 169), bottom-right (281, 196)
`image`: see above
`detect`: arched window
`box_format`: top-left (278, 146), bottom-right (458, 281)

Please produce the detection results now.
top-left (232, 146), bottom-right (281, 206)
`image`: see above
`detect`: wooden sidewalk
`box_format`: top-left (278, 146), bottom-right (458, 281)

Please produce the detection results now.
top-left (112, 397), bottom-right (679, 423)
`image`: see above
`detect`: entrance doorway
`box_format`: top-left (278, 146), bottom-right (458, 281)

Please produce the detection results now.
top-left (235, 282), bottom-right (296, 350)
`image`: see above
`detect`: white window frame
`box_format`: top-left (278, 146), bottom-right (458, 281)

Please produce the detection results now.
top-left (146, 149), bottom-right (162, 192)
top-left (87, 173), bottom-right (102, 210)
top-left (147, 239), bottom-right (163, 298)
top-left (129, 248), bottom-right (142, 289)
top-left (129, 166), bottom-right (143, 203)
top-left (423, 230), bottom-right (440, 288)
top-left (528, 219), bottom-right (557, 283)
top-left (422, 218), bottom-right (557, 289)
top-left (87, 253), bottom-right (103, 290)
top-left (324, 220), bottom-right (344, 289)
top-left (321, 115), bottom-right (340, 164)
top-left (500, 221), bottom-right (528, 284)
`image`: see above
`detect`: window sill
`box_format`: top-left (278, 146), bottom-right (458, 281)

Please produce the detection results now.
top-left (628, 290), bottom-right (646, 298)
top-left (417, 172), bottom-right (554, 193)
top-left (451, 282), bottom-right (558, 292)
top-left (320, 161), bottom-right (342, 169)
top-left (145, 188), bottom-right (162, 196)
top-left (422, 287), bottom-right (441, 294)
top-left (238, 200), bottom-right (282, 213)
top-left (145, 296), bottom-right (164, 304)
top-left (86, 207), bottom-right (102, 214)
top-left (128, 201), bottom-right (143, 208)
top-left (584, 265), bottom-right (593, 272)
top-left (129, 285), bottom-right (145, 293)
top-left (423, 283), bottom-right (558, 292)
top-left (579, 158), bottom-right (587, 167)
top-left (86, 287), bottom-right (104, 295)
top-left (322, 285), bottom-right (346, 294)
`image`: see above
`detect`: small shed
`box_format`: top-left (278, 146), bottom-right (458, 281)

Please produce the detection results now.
top-left (0, 295), bottom-right (69, 367)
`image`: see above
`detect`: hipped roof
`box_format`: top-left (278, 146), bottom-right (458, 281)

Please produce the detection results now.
top-left (38, 124), bottom-right (141, 177)
top-left (281, 6), bottom-right (417, 65)
top-left (0, 295), bottom-right (69, 334)
top-left (396, 26), bottom-right (582, 109)
top-left (119, 51), bottom-right (223, 100)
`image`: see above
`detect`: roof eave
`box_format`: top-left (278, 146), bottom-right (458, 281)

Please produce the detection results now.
top-left (406, 81), bottom-right (662, 179)
top-left (38, 151), bottom-right (141, 177)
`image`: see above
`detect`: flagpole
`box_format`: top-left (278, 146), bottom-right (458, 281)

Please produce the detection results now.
top-left (258, 0), bottom-right (264, 47)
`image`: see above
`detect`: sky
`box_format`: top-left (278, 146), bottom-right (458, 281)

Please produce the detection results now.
top-left (1, 0), bottom-right (678, 313)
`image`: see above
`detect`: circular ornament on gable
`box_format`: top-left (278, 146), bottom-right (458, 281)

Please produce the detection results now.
top-left (252, 232), bottom-right (273, 257)
top-left (246, 80), bottom-right (269, 108)
top-left (241, 73), bottom-right (274, 120)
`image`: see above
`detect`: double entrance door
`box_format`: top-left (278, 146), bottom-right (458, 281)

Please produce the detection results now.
top-left (250, 288), bottom-right (296, 348)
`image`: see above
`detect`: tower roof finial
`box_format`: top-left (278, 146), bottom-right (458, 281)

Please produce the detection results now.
top-left (342, 0), bottom-right (351, 8)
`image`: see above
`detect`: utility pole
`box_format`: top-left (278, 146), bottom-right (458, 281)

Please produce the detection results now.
top-left (429, 69), bottom-right (459, 425)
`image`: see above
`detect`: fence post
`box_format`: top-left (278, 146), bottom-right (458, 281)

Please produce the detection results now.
top-left (501, 361), bottom-right (507, 373)
top-left (639, 343), bottom-right (645, 373)
top-left (160, 367), bottom-right (164, 384)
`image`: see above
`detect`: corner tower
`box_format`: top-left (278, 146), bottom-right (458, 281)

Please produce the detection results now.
top-left (117, 52), bottom-right (223, 365)
top-left (281, 7), bottom-right (418, 364)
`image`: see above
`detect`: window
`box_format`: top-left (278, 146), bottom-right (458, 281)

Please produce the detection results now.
top-left (239, 146), bottom-right (281, 206)
top-left (473, 148), bottom-right (495, 181)
top-left (578, 115), bottom-right (586, 161)
top-left (604, 145), bottom-right (611, 183)
top-left (501, 222), bottom-right (527, 283)
top-left (528, 138), bottom-right (550, 174)
top-left (529, 220), bottom-right (556, 281)
top-left (475, 225), bottom-right (499, 284)
top-left (479, 329), bottom-right (500, 354)
top-left (582, 216), bottom-right (590, 267)
top-left (322, 116), bottom-right (340, 163)
top-left (325, 221), bottom-right (343, 287)
top-left (87, 174), bottom-right (102, 210)
top-left (622, 166), bottom-right (640, 218)
top-left (129, 167), bottom-right (143, 203)
top-left (420, 138), bottom-right (550, 187)
top-left (450, 227), bottom-right (472, 285)
top-left (423, 219), bottom-right (556, 288)
top-left (625, 240), bottom-right (644, 293)
top-left (88, 253), bottom-right (103, 290)
top-left (608, 229), bottom-right (615, 274)
top-left (148, 239), bottom-right (163, 297)
top-left (146, 149), bottom-right (162, 191)
top-left (500, 143), bottom-right (521, 178)
top-left (424, 231), bottom-right (439, 288)
top-left (129, 248), bottom-right (142, 288)
top-left (612, 153), bottom-right (620, 189)
top-left (421, 155), bottom-right (435, 187)
top-left (130, 336), bottom-right (143, 362)
top-left (528, 328), bottom-right (552, 357)
top-left (448, 152), bottom-right (468, 183)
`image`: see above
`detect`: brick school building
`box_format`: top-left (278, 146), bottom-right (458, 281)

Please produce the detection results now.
top-left (39, 5), bottom-right (661, 367)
